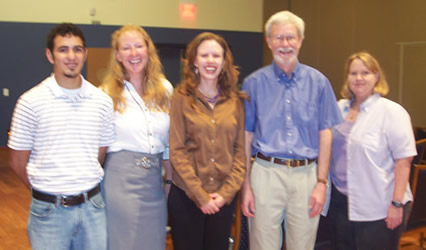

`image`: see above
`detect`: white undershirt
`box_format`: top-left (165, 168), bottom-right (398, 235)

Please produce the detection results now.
top-left (60, 86), bottom-right (82, 101)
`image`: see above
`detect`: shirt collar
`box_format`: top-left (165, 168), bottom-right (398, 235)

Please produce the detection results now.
top-left (46, 73), bottom-right (93, 98)
top-left (273, 61), bottom-right (300, 85)
top-left (344, 93), bottom-right (381, 113)
top-left (123, 80), bottom-right (135, 91)
top-left (359, 93), bottom-right (380, 112)
top-left (123, 80), bottom-right (145, 105)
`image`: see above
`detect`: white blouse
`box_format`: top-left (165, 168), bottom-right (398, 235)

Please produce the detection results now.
top-left (108, 79), bottom-right (173, 157)
top-left (332, 94), bottom-right (416, 221)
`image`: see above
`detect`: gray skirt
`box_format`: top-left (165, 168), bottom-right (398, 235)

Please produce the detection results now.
top-left (102, 150), bottom-right (166, 250)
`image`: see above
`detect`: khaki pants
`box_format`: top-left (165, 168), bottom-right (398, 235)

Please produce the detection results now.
top-left (249, 157), bottom-right (319, 250)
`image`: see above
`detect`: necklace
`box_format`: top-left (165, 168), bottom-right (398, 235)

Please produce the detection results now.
top-left (198, 86), bottom-right (221, 103)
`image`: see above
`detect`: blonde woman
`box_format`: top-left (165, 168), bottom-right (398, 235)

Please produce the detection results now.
top-left (101, 25), bottom-right (173, 250)
top-left (328, 51), bottom-right (416, 249)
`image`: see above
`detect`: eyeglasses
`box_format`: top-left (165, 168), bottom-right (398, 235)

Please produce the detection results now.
top-left (271, 34), bottom-right (298, 44)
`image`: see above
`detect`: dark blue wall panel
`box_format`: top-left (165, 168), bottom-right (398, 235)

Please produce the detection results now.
top-left (0, 22), bottom-right (263, 146)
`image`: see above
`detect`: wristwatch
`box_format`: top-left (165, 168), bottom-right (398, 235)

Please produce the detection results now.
top-left (391, 200), bottom-right (404, 208)
top-left (317, 178), bottom-right (329, 188)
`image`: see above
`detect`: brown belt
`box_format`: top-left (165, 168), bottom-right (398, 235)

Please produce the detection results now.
top-left (32, 184), bottom-right (101, 207)
top-left (256, 152), bottom-right (316, 168)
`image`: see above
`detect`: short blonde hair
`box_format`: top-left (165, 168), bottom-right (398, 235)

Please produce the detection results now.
top-left (341, 51), bottom-right (389, 99)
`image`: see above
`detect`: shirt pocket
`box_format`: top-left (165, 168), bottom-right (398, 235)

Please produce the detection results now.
top-left (362, 128), bottom-right (385, 154)
top-left (296, 101), bottom-right (316, 123)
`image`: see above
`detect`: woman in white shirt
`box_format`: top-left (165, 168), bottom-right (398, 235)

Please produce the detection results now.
top-left (328, 51), bottom-right (417, 250)
top-left (101, 24), bottom-right (173, 250)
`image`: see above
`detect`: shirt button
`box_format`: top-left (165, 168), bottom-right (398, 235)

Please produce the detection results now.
top-left (287, 116), bottom-right (291, 120)
top-left (151, 146), bottom-right (154, 148)
top-left (210, 158), bottom-right (215, 162)
top-left (209, 177), bottom-right (214, 184)
top-left (289, 150), bottom-right (293, 154)
top-left (286, 99), bottom-right (291, 104)
top-left (287, 132), bottom-right (292, 136)
top-left (149, 133), bottom-right (152, 136)
top-left (211, 119), bottom-right (216, 124)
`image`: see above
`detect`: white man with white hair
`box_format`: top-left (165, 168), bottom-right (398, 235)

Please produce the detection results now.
top-left (241, 10), bottom-right (343, 250)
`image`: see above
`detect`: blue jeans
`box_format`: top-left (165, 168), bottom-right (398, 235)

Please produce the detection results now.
top-left (28, 191), bottom-right (107, 250)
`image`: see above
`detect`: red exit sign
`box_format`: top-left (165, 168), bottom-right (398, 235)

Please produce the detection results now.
top-left (180, 3), bottom-right (197, 20)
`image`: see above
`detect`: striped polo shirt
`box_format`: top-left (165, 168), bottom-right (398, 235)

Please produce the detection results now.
top-left (8, 74), bottom-right (115, 195)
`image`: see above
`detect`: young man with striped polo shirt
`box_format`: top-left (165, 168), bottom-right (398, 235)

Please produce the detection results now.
top-left (8, 23), bottom-right (115, 250)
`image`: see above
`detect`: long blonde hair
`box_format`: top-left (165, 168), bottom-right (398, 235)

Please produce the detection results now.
top-left (101, 24), bottom-right (170, 113)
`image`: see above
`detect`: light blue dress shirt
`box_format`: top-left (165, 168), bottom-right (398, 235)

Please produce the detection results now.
top-left (242, 61), bottom-right (343, 159)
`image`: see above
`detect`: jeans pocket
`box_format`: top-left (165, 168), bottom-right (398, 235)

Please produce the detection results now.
top-left (90, 193), bottom-right (105, 209)
top-left (30, 198), bottom-right (55, 218)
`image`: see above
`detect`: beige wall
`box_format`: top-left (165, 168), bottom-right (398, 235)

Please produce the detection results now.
top-left (0, 0), bottom-right (263, 32)
top-left (263, 0), bottom-right (426, 127)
